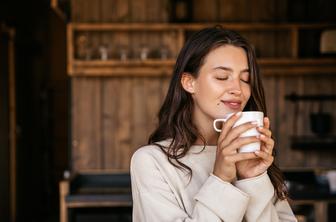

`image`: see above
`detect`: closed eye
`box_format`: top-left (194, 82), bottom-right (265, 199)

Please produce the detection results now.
top-left (216, 77), bottom-right (229, 80)
top-left (240, 72), bottom-right (250, 84)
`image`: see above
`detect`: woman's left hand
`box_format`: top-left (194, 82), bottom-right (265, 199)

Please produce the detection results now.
top-left (236, 117), bottom-right (275, 180)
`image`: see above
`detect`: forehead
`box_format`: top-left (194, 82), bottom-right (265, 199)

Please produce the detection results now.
top-left (202, 45), bottom-right (249, 70)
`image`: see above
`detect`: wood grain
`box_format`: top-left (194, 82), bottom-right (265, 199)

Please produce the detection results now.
top-left (69, 2), bottom-right (336, 172)
top-left (72, 78), bottom-right (102, 171)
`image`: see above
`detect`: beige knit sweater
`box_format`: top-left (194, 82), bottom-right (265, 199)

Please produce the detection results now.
top-left (130, 140), bottom-right (297, 222)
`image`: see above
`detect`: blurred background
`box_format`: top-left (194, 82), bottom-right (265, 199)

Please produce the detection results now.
top-left (1, 0), bottom-right (336, 222)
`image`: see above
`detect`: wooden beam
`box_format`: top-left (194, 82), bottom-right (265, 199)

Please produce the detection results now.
top-left (1, 23), bottom-right (18, 222)
top-left (70, 22), bottom-right (336, 31)
top-left (67, 200), bottom-right (132, 208)
top-left (67, 23), bottom-right (74, 75)
top-left (60, 181), bottom-right (69, 222)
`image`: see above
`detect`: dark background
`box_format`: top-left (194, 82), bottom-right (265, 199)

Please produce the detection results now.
top-left (1, 0), bottom-right (68, 221)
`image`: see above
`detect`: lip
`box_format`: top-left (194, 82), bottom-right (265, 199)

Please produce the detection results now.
top-left (221, 100), bottom-right (242, 110)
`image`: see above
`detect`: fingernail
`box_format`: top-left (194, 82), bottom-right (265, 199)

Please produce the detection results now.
top-left (255, 151), bottom-right (260, 154)
top-left (260, 134), bottom-right (266, 139)
top-left (258, 126), bottom-right (263, 130)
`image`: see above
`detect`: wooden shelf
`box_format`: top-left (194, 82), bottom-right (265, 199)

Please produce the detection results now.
top-left (67, 23), bottom-right (336, 77)
top-left (70, 22), bottom-right (336, 31)
top-left (73, 59), bottom-right (176, 66)
top-left (69, 58), bottom-right (336, 77)
top-left (70, 59), bottom-right (175, 77)
top-left (258, 58), bottom-right (336, 75)
top-left (290, 135), bottom-right (336, 150)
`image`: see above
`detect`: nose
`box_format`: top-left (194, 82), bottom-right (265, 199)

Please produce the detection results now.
top-left (229, 89), bottom-right (241, 95)
top-left (228, 79), bottom-right (242, 95)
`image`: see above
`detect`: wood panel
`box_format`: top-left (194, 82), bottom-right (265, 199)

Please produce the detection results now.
top-left (71, 77), bottom-right (170, 171)
top-left (71, 0), bottom-right (102, 22)
top-left (71, 74), bottom-right (336, 171)
top-left (69, 1), bottom-right (336, 172)
top-left (272, 75), bottom-right (336, 169)
top-left (71, 0), bottom-right (288, 23)
top-left (100, 0), bottom-right (130, 22)
top-left (72, 78), bottom-right (102, 171)
top-left (276, 76), bottom-right (305, 168)
top-left (102, 78), bottom-right (118, 169)
top-left (131, 78), bottom-right (147, 151)
top-left (262, 77), bottom-right (277, 138)
top-left (193, 0), bottom-right (218, 22)
top-left (240, 30), bottom-right (291, 58)
top-left (250, 0), bottom-right (276, 22)
top-left (303, 77), bottom-right (336, 167)
top-left (114, 78), bottom-right (132, 170)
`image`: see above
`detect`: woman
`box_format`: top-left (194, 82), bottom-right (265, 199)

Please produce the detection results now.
top-left (130, 26), bottom-right (297, 221)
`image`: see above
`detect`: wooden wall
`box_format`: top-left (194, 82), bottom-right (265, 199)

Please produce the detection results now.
top-left (71, 77), bottom-right (170, 170)
top-left (70, 0), bottom-right (336, 171)
top-left (264, 76), bottom-right (336, 168)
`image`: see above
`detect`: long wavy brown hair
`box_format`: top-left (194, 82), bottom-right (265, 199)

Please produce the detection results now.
top-left (148, 26), bottom-right (287, 200)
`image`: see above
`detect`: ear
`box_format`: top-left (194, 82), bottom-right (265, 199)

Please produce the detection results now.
top-left (181, 72), bottom-right (196, 94)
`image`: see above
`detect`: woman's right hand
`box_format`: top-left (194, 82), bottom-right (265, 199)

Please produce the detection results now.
top-left (213, 112), bottom-right (260, 182)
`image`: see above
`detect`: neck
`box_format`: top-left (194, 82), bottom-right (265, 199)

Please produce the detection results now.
top-left (193, 115), bottom-right (219, 146)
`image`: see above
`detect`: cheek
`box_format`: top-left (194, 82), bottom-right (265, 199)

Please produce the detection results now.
top-left (197, 78), bottom-right (221, 97)
top-left (242, 84), bottom-right (251, 100)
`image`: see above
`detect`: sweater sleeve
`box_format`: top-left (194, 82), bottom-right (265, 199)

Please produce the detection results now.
top-left (233, 172), bottom-right (297, 222)
top-left (130, 148), bottom-right (250, 222)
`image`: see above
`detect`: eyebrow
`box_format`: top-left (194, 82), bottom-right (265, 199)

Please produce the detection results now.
top-left (213, 66), bottom-right (250, 73)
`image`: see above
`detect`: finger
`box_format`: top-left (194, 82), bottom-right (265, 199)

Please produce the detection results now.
top-left (221, 121), bottom-right (259, 147)
top-left (218, 112), bottom-right (242, 142)
top-left (259, 135), bottom-right (274, 151)
top-left (260, 145), bottom-right (273, 156)
top-left (264, 117), bottom-right (270, 129)
top-left (257, 126), bottom-right (272, 138)
top-left (254, 150), bottom-right (274, 163)
top-left (223, 136), bottom-right (260, 153)
top-left (225, 152), bottom-right (259, 163)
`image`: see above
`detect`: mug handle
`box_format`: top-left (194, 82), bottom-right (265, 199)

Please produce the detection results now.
top-left (213, 119), bottom-right (227, 132)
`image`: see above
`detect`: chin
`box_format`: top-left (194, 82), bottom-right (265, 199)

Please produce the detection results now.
top-left (213, 111), bottom-right (232, 119)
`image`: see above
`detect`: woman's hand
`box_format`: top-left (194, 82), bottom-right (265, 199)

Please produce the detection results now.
top-left (236, 117), bottom-right (275, 180)
top-left (213, 112), bottom-right (260, 183)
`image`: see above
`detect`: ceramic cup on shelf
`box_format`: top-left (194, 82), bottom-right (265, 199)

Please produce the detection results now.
top-left (139, 45), bottom-right (149, 61)
top-left (213, 111), bottom-right (264, 153)
top-left (310, 112), bottom-right (332, 136)
top-left (118, 45), bottom-right (129, 61)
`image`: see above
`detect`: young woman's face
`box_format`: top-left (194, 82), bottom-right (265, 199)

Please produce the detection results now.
top-left (191, 45), bottom-right (251, 122)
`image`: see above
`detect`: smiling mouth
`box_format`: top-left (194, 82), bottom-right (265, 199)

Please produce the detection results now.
top-left (221, 101), bottom-right (241, 110)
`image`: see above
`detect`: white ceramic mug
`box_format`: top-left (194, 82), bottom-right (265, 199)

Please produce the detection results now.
top-left (213, 111), bottom-right (264, 153)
